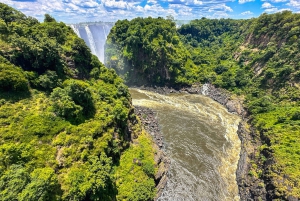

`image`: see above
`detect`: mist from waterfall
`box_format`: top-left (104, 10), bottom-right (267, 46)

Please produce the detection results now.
top-left (70, 22), bottom-right (113, 63)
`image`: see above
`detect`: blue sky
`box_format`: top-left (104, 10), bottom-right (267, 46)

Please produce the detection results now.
top-left (0, 0), bottom-right (299, 23)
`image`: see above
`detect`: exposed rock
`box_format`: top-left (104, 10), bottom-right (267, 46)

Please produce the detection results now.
top-left (155, 175), bottom-right (168, 199)
top-left (134, 106), bottom-right (164, 149)
top-left (155, 159), bottom-right (167, 181)
top-left (226, 100), bottom-right (242, 115)
top-left (288, 196), bottom-right (299, 201)
top-left (134, 106), bottom-right (170, 200)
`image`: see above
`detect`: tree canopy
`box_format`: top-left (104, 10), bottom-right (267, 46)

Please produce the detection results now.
top-left (105, 17), bottom-right (195, 85)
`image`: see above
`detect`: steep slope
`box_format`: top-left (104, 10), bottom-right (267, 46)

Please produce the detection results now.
top-left (233, 12), bottom-right (300, 200)
top-left (0, 3), bottom-right (157, 201)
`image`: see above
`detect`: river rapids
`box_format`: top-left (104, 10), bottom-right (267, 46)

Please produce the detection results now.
top-left (130, 88), bottom-right (241, 201)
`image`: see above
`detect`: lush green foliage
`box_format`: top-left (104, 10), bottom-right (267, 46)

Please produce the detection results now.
top-left (105, 17), bottom-right (195, 85)
top-left (178, 18), bottom-right (249, 88)
top-left (0, 3), bottom-right (156, 201)
top-left (0, 56), bottom-right (29, 92)
top-left (107, 12), bottom-right (300, 199)
top-left (115, 130), bottom-right (156, 201)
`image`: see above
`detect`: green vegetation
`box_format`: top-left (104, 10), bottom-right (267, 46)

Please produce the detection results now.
top-left (105, 17), bottom-right (195, 85)
top-left (106, 12), bottom-right (300, 199)
top-left (115, 130), bottom-right (156, 201)
top-left (0, 3), bottom-right (156, 200)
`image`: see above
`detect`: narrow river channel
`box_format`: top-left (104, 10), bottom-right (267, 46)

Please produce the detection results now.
top-left (130, 88), bottom-right (241, 201)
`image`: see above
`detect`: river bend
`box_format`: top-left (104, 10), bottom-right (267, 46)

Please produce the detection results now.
top-left (130, 88), bottom-right (241, 201)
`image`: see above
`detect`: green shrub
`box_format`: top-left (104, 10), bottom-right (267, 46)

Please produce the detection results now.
top-left (248, 96), bottom-right (274, 114)
top-left (0, 165), bottom-right (30, 201)
top-left (50, 87), bottom-right (83, 122)
top-left (0, 60), bottom-right (29, 92)
top-left (50, 79), bottom-right (96, 122)
top-left (215, 65), bottom-right (228, 75)
top-left (38, 70), bottom-right (60, 91)
top-left (19, 167), bottom-right (59, 201)
top-left (23, 114), bottom-right (67, 137)
top-left (291, 111), bottom-right (300, 120)
top-left (64, 80), bottom-right (94, 115)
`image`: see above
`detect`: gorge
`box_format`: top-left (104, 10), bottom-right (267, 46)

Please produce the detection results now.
top-left (104, 14), bottom-right (300, 201)
top-left (71, 20), bottom-right (244, 200)
top-left (0, 3), bottom-right (300, 200)
top-left (71, 14), bottom-right (300, 200)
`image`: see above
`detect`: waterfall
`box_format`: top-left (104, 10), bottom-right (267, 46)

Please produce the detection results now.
top-left (69, 23), bottom-right (113, 63)
top-left (103, 26), bottom-right (107, 39)
top-left (84, 25), bottom-right (97, 56)
top-left (201, 83), bottom-right (209, 95)
top-left (70, 24), bottom-right (81, 37)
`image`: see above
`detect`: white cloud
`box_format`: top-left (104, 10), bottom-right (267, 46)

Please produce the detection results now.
top-left (264, 7), bottom-right (291, 13)
top-left (102, 0), bottom-right (129, 9)
top-left (193, 0), bottom-right (203, 5)
top-left (287, 0), bottom-right (300, 8)
top-left (239, 0), bottom-right (255, 4)
top-left (260, 0), bottom-right (287, 1)
top-left (241, 11), bottom-right (253, 15)
top-left (270, 0), bottom-right (288, 2)
top-left (0, 0), bottom-right (66, 15)
top-left (147, 0), bottom-right (158, 4)
top-left (2, 0), bottom-right (287, 23)
top-left (81, 1), bottom-right (99, 8)
top-left (134, 5), bottom-right (144, 12)
top-left (265, 7), bottom-right (278, 12)
top-left (208, 4), bottom-right (233, 12)
top-left (208, 11), bottom-right (230, 18)
top-left (262, 2), bottom-right (273, 8)
top-left (178, 9), bottom-right (192, 16)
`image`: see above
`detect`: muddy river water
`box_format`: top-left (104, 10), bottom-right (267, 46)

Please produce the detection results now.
top-left (130, 88), bottom-right (241, 201)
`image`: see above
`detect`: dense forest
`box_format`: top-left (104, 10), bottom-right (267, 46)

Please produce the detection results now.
top-left (106, 13), bottom-right (300, 200)
top-left (0, 3), bottom-right (158, 201)
top-left (105, 17), bottom-right (195, 85)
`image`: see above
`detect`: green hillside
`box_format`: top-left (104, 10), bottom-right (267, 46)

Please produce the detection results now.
top-left (105, 17), bottom-right (196, 85)
top-left (106, 12), bottom-right (300, 200)
top-left (0, 3), bottom-right (157, 201)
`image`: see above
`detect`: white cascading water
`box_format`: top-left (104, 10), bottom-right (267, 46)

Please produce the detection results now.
top-left (70, 24), bottom-right (81, 38)
top-left (84, 25), bottom-right (97, 56)
top-left (103, 25), bottom-right (107, 39)
top-left (69, 23), bottom-right (113, 63)
top-left (201, 83), bottom-right (209, 96)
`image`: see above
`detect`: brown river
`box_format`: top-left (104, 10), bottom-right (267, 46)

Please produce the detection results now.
top-left (130, 88), bottom-right (241, 201)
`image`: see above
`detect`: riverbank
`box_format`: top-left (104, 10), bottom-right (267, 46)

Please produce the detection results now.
top-left (134, 106), bottom-right (170, 200)
top-left (198, 84), bottom-right (266, 201)
top-left (131, 84), bottom-right (266, 201)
